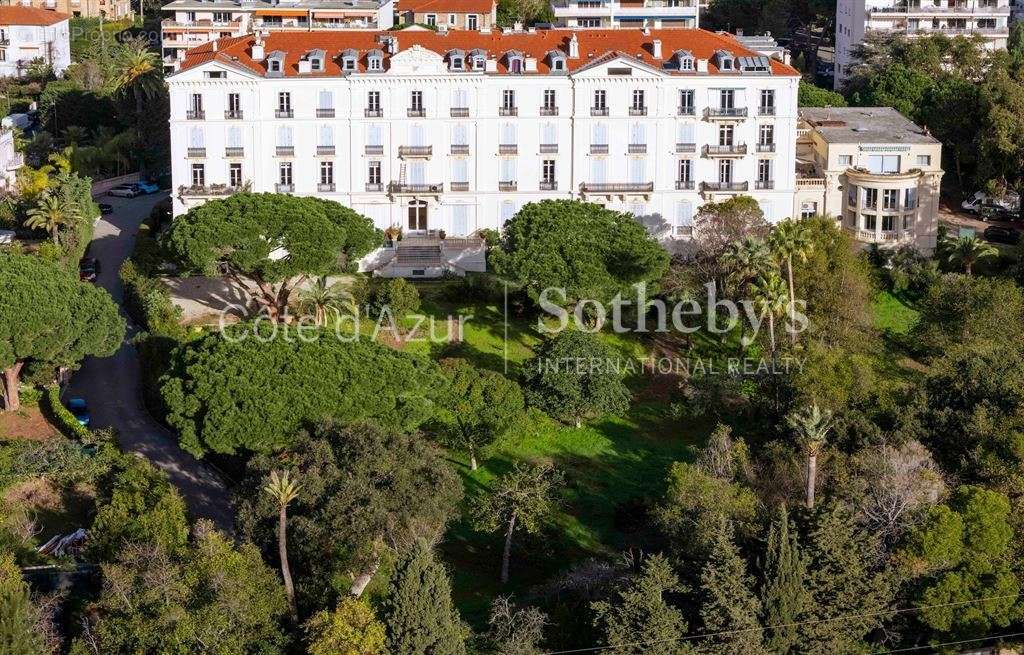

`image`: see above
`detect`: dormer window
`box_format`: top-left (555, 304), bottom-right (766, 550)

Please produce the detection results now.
top-left (674, 49), bottom-right (694, 71)
top-left (505, 50), bottom-right (524, 74)
top-left (470, 49), bottom-right (486, 70)
top-left (367, 49), bottom-right (383, 72)
top-left (341, 48), bottom-right (358, 72)
top-left (306, 48), bottom-right (325, 72)
top-left (547, 50), bottom-right (566, 73)
top-left (739, 56), bottom-right (771, 73)
top-left (715, 50), bottom-right (736, 71)
top-left (448, 49), bottom-right (465, 71)
top-left (266, 51), bottom-right (285, 76)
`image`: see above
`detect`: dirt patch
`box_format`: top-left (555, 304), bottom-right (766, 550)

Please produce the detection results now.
top-left (0, 405), bottom-right (60, 441)
top-left (4, 477), bottom-right (61, 512)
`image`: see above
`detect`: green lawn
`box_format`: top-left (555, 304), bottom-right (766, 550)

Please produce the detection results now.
top-left (872, 290), bottom-right (920, 336)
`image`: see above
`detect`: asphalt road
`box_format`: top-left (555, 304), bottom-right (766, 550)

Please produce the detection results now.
top-left (68, 191), bottom-right (233, 531)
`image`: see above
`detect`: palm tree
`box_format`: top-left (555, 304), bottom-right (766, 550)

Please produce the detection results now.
top-left (111, 37), bottom-right (160, 167)
top-left (25, 193), bottom-right (80, 245)
top-left (768, 220), bottom-right (813, 344)
top-left (263, 470), bottom-right (301, 620)
top-left (721, 236), bottom-right (773, 296)
top-left (942, 235), bottom-right (998, 275)
top-left (751, 271), bottom-right (789, 355)
top-left (786, 404), bottom-right (833, 510)
top-left (296, 277), bottom-right (356, 326)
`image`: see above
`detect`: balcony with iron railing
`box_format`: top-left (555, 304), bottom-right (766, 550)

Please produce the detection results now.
top-left (450, 107), bottom-right (470, 117)
top-left (590, 144), bottom-right (609, 154)
top-left (451, 144), bottom-right (470, 155)
top-left (186, 109), bottom-right (205, 120)
top-left (499, 144), bottom-right (518, 155)
top-left (628, 144), bottom-right (647, 154)
top-left (703, 144), bottom-right (748, 156)
top-left (365, 108), bottom-right (383, 117)
top-left (224, 109), bottom-right (243, 119)
top-left (758, 105), bottom-right (776, 116)
top-left (365, 144), bottom-right (384, 155)
top-left (757, 143), bottom-right (776, 153)
top-left (676, 180), bottom-right (695, 190)
top-left (540, 181), bottom-right (558, 190)
top-left (365, 182), bottom-right (384, 192)
top-left (701, 181), bottom-right (749, 192)
top-left (451, 182), bottom-right (470, 191)
top-left (186, 147), bottom-right (206, 158)
top-left (580, 182), bottom-right (654, 194)
top-left (317, 145), bottom-right (336, 155)
top-left (388, 182), bottom-right (443, 194)
top-left (225, 147), bottom-right (244, 157)
top-left (275, 109), bottom-right (293, 118)
top-left (499, 181), bottom-right (518, 191)
top-left (276, 146), bottom-right (295, 156)
top-left (407, 107), bottom-right (426, 117)
top-left (540, 143), bottom-right (558, 153)
top-left (398, 145), bottom-right (432, 158)
top-left (678, 105), bottom-right (696, 116)
top-left (318, 183), bottom-right (336, 192)
top-left (755, 180), bottom-right (775, 190)
top-left (629, 106), bottom-right (647, 116)
top-left (591, 106), bottom-right (609, 116)
top-left (276, 183), bottom-right (294, 193)
top-left (178, 183), bottom-right (246, 197)
top-left (705, 107), bottom-right (748, 119)
top-left (540, 106), bottom-right (559, 116)
top-left (499, 106), bottom-right (518, 116)
top-left (316, 108), bottom-right (335, 118)
top-left (676, 142), bottom-right (697, 153)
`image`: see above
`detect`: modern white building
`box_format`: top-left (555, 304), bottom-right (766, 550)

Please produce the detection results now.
top-left (0, 6), bottom-right (69, 77)
top-left (160, 0), bottom-right (394, 71)
top-left (167, 27), bottom-right (801, 267)
top-left (835, 0), bottom-right (1011, 88)
top-left (795, 107), bottom-right (943, 252)
top-left (551, 0), bottom-right (699, 29)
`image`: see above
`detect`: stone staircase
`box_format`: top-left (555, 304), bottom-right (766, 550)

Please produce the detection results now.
top-left (395, 242), bottom-right (442, 268)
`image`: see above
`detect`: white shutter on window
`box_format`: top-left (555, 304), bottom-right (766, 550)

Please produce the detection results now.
top-left (631, 123), bottom-right (645, 145)
top-left (227, 126), bottom-right (241, 148)
top-left (367, 125), bottom-right (382, 146)
top-left (409, 162), bottom-right (425, 184)
top-left (500, 158), bottom-right (516, 182)
top-left (319, 125), bottom-right (334, 146)
top-left (591, 158), bottom-right (606, 183)
top-left (677, 123), bottom-right (695, 144)
top-left (189, 127), bottom-right (204, 147)
top-left (452, 89), bottom-right (468, 108)
top-left (676, 201), bottom-right (693, 226)
top-left (593, 123), bottom-right (607, 144)
top-left (318, 90), bottom-right (333, 109)
top-left (452, 205), bottom-right (469, 235)
top-left (452, 159), bottom-right (468, 183)
top-left (502, 123), bottom-right (516, 144)
top-left (453, 123), bottom-right (468, 145)
top-left (542, 123), bottom-right (556, 144)
top-left (409, 124), bottom-right (425, 146)
top-left (629, 158), bottom-right (645, 183)
top-left (500, 201), bottom-right (515, 222)
top-left (277, 126), bottom-right (292, 146)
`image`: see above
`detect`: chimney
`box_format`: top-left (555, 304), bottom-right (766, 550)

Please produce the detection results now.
top-left (652, 39), bottom-right (661, 58)
top-left (642, 26), bottom-right (650, 36)
top-left (736, 28), bottom-right (744, 36)
top-left (252, 42), bottom-right (264, 60)
top-left (513, 21), bottom-right (523, 31)
top-left (211, 40), bottom-right (218, 52)
top-left (696, 58), bottom-right (708, 73)
top-left (568, 33), bottom-right (579, 59)
top-left (387, 36), bottom-right (398, 54)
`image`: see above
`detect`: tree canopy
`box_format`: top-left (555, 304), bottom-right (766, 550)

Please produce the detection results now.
top-left (160, 329), bottom-right (446, 456)
top-left (163, 193), bottom-right (380, 322)
top-left (490, 200), bottom-right (669, 307)
top-left (0, 251), bottom-right (124, 410)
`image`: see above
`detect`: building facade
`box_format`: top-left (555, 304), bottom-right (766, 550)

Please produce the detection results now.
top-left (795, 107), bottom-right (943, 252)
top-left (395, 0), bottom-right (496, 30)
top-left (0, 0), bottom-right (131, 19)
top-left (551, 0), bottom-right (699, 29)
top-left (0, 6), bottom-right (69, 77)
top-left (835, 0), bottom-right (1011, 88)
top-left (167, 29), bottom-right (800, 255)
top-left (161, 0), bottom-right (394, 70)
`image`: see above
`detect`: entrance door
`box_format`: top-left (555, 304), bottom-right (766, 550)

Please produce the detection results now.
top-left (408, 200), bottom-right (428, 233)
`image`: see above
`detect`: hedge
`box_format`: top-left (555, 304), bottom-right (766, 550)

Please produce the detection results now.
top-left (44, 384), bottom-right (92, 442)
top-left (120, 259), bottom-right (186, 340)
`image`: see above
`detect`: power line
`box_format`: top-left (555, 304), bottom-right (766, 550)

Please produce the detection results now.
top-left (539, 593), bottom-right (1021, 655)
top-left (871, 631), bottom-right (1024, 654)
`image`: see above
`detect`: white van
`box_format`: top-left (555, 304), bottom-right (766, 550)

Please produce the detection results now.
top-left (962, 190), bottom-right (1020, 214)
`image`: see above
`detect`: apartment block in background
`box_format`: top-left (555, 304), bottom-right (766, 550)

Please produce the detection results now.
top-left (395, 0), bottom-right (496, 30)
top-left (551, 0), bottom-right (698, 29)
top-left (835, 0), bottom-right (1010, 88)
top-left (0, 6), bottom-right (69, 77)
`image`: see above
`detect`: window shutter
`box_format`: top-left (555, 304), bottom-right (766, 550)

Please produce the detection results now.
top-left (628, 158), bottom-right (645, 183)
top-left (318, 90), bottom-right (333, 109)
top-left (677, 123), bottom-right (694, 143)
top-left (452, 159), bottom-right (468, 183)
top-left (189, 127), bottom-right (204, 147)
top-left (453, 123), bottom-right (467, 145)
top-left (227, 126), bottom-right (241, 148)
top-left (367, 125), bottom-right (381, 146)
top-left (319, 125), bottom-right (334, 146)
top-left (676, 201), bottom-right (693, 226)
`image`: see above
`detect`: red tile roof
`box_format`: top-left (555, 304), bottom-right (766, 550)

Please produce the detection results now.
top-left (0, 6), bottom-right (69, 25)
top-left (179, 28), bottom-right (800, 78)
top-left (396, 0), bottom-right (495, 14)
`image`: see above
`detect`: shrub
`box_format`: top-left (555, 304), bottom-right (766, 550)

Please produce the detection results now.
top-left (372, 278), bottom-right (421, 320)
top-left (120, 260), bottom-right (185, 340)
top-left (44, 384), bottom-right (92, 442)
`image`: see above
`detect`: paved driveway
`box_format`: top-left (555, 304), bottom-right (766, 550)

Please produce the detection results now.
top-left (67, 192), bottom-right (233, 531)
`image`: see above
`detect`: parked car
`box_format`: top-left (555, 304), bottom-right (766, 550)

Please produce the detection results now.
top-left (983, 226), bottom-right (1021, 245)
top-left (66, 398), bottom-right (90, 427)
top-left (98, 203), bottom-right (113, 215)
top-left (135, 180), bottom-right (160, 194)
top-left (79, 257), bottom-right (101, 282)
top-left (963, 190), bottom-right (1020, 214)
top-left (107, 184), bottom-right (141, 198)
top-left (978, 202), bottom-right (1014, 221)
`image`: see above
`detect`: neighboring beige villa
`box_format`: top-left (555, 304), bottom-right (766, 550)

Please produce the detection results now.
top-left (795, 107), bottom-right (943, 253)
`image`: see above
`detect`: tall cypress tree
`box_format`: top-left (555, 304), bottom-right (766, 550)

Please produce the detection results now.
top-left (0, 553), bottom-right (45, 655)
top-left (760, 504), bottom-right (808, 655)
top-left (381, 541), bottom-right (467, 655)
top-left (697, 521), bottom-right (766, 655)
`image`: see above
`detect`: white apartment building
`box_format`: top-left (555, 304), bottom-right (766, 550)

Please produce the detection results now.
top-left (551, 0), bottom-right (698, 29)
top-left (835, 0), bottom-right (1011, 88)
top-left (160, 0), bottom-right (394, 71)
top-left (0, 6), bottom-right (69, 77)
top-left (167, 28), bottom-right (800, 261)
top-left (795, 107), bottom-right (943, 252)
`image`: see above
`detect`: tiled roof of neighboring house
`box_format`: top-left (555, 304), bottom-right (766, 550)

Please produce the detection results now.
top-left (176, 28), bottom-right (800, 77)
top-left (396, 0), bottom-right (495, 14)
top-left (0, 6), bottom-right (69, 25)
